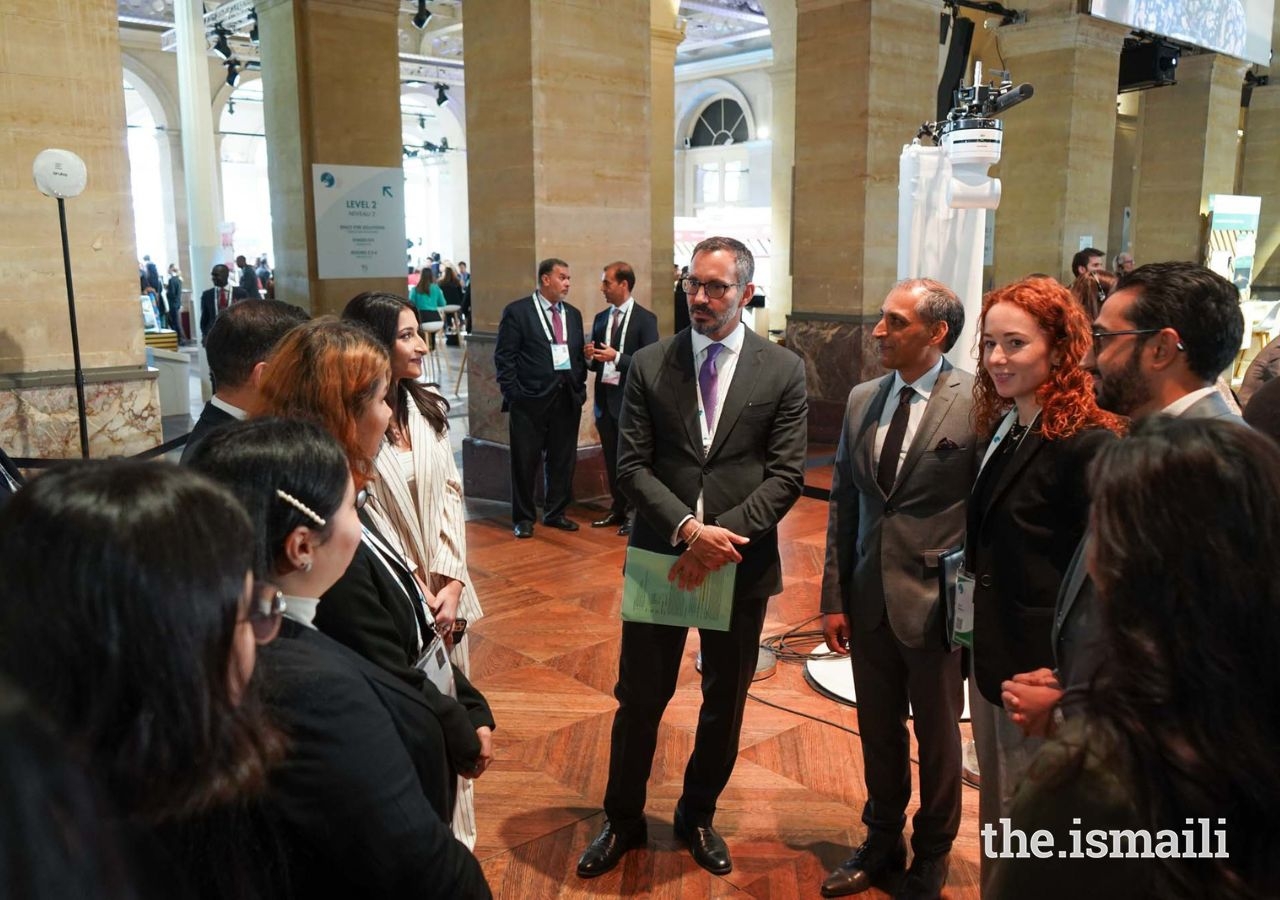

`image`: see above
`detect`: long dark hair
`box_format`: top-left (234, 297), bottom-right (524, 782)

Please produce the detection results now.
top-left (0, 461), bottom-right (283, 824)
top-left (1085, 417), bottom-right (1280, 898)
top-left (186, 418), bottom-right (350, 578)
top-left (342, 291), bottom-right (449, 435)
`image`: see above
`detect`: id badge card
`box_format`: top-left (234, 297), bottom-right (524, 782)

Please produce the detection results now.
top-left (550, 342), bottom-right (571, 371)
top-left (414, 633), bottom-right (456, 697)
top-left (601, 360), bottom-right (621, 385)
top-left (952, 572), bottom-right (975, 649)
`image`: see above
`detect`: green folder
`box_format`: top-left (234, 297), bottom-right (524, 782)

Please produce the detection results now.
top-left (620, 547), bottom-right (736, 632)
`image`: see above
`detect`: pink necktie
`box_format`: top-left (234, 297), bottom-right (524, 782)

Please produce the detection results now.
top-left (551, 304), bottom-right (565, 343)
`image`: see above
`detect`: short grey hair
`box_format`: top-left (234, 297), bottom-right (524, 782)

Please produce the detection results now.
top-left (894, 277), bottom-right (965, 352)
top-left (691, 236), bottom-right (754, 285)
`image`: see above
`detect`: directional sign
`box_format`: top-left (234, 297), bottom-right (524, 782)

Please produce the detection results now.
top-left (312, 164), bottom-right (407, 279)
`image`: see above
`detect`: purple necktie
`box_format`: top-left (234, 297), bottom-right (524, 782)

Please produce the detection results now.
top-left (551, 304), bottom-right (565, 343)
top-left (699, 343), bottom-right (724, 431)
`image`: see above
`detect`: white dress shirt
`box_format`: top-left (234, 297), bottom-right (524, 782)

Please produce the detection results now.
top-left (873, 357), bottom-right (944, 479)
top-left (1162, 385), bottom-right (1216, 417)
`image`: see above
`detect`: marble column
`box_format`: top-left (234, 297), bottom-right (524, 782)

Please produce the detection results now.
top-left (463, 0), bottom-right (653, 503)
top-left (992, 13), bottom-right (1128, 286)
top-left (789, 0), bottom-right (937, 442)
top-left (1132, 52), bottom-right (1249, 265)
top-left (650, 4), bottom-right (684, 337)
top-left (1243, 81), bottom-right (1280, 290)
top-left (763, 0), bottom-right (797, 332)
top-left (258, 0), bottom-right (405, 315)
top-left (0, 0), bottom-right (161, 460)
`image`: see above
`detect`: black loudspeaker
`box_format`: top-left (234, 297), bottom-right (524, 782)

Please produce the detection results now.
top-left (937, 15), bottom-right (975, 122)
top-left (1118, 39), bottom-right (1180, 93)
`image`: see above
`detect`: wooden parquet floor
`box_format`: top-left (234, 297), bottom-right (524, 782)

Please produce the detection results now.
top-left (464, 487), bottom-right (982, 899)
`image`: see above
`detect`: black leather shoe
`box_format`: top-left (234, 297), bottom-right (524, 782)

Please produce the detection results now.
top-left (576, 821), bottom-right (647, 878)
top-left (894, 853), bottom-right (948, 900)
top-left (820, 836), bottom-right (907, 897)
top-left (542, 515), bottom-right (580, 531)
top-left (513, 521), bottom-right (534, 539)
top-left (616, 521), bottom-right (632, 536)
top-left (592, 512), bottom-right (626, 528)
top-left (673, 810), bottom-right (732, 875)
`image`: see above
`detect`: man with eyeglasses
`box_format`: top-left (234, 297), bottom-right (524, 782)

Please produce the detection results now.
top-left (1002, 261), bottom-right (1246, 741)
top-left (576, 236), bottom-right (807, 879)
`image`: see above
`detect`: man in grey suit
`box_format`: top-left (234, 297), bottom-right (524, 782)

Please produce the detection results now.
top-left (1004, 261), bottom-right (1246, 736)
top-left (576, 236), bottom-right (807, 879)
top-left (818, 280), bottom-right (974, 900)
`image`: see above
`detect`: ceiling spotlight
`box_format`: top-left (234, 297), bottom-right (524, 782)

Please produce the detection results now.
top-left (436, 83), bottom-right (449, 106)
top-left (248, 9), bottom-right (259, 45)
top-left (418, 114), bottom-right (426, 129)
top-left (212, 25), bottom-right (232, 59)
top-left (412, 0), bottom-right (430, 29)
top-left (439, 137), bottom-right (449, 151)
top-left (227, 99), bottom-right (236, 115)
top-left (226, 58), bottom-right (241, 87)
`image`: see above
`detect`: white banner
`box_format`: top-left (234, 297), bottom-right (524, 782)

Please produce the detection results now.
top-left (312, 164), bottom-right (407, 279)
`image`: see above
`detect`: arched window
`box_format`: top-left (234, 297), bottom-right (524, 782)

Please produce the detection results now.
top-left (690, 98), bottom-right (750, 147)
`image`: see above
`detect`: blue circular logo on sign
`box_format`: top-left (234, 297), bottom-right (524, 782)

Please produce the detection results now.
top-left (320, 172), bottom-right (335, 188)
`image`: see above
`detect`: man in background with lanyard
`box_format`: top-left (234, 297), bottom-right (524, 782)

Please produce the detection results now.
top-left (585, 261), bottom-right (659, 536)
top-left (495, 257), bottom-right (588, 539)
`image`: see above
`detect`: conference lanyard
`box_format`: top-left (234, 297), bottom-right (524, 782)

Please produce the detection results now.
top-left (601, 302), bottom-right (633, 385)
top-left (978, 408), bottom-right (1039, 474)
top-left (361, 525), bottom-right (430, 652)
top-left (532, 294), bottom-right (572, 371)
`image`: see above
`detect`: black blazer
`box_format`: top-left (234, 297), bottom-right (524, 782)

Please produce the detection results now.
top-left (587, 302), bottom-right (660, 420)
top-left (317, 513), bottom-right (495, 773)
top-left (617, 327), bottom-right (808, 599)
top-left (257, 619), bottom-right (490, 899)
top-left (199, 285), bottom-right (249, 339)
top-left (493, 294), bottom-right (587, 411)
top-left (965, 424), bottom-right (1116, 703)
top-left (179, 402), bottom-right (238, 464)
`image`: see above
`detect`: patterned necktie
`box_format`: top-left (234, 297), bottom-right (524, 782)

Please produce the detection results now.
top-left (876, 385), bottom-right (915, 495)
top-left (218, 287), bottom-right (228, 312)
top-left (610, 308), bottom-right (623, 347)
top-left (551, 303), bottom-right (565, 343)
top-left (699, 343), bottom-right (725, 432)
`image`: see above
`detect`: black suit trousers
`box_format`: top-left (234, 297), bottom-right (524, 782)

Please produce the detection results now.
top-left (508, 385), bottom-right (578, 524)
top-left (603, 589), bottom-right (768, 829)
top-left (595, 398), bottom-right (628, 517)
top-left (849, 621), bottom-right (963, 856)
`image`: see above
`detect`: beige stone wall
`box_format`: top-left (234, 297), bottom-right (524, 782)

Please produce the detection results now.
top-left (1, 0), bottom-right (145, 375)
top-left (1244, 85), bottom-right (1280, 288)
top-left (792, 0), bottom-right (938, 318)
top-left (1132, 52), bottom-right (1248, 265)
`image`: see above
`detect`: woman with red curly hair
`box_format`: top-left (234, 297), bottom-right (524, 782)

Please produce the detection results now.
top-left (964, 276), bottom-right (1123, 890)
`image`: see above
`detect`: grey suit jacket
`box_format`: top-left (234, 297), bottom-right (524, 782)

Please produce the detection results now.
top-left (1052, 394), bottom-right (1249, 713)
top-left (820, 362), bottom-right (977, 649)
top-left (617, 327), bottom-right (808, 599)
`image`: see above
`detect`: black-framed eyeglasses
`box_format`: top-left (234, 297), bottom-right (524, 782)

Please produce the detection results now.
top-left (243, 580), bottom-right (286, 645)
top-left (1091, 327), bottom-right (1161, 354)
top-left (681, 277), bottom-right (742, 300)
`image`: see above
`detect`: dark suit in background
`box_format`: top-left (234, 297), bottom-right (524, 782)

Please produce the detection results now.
top-left (821, 361), bottom-right (976, 859)
top-left (199, 284), bottom-right (248, 341)
top-left (588, 301), bottom-right (659, 520)
top-left (179, 401), bottom-right (239, 465)
top-left (258, 618), bottom-right (490, 899)
top-left (605, 326), bottom-right (807, 830)
top-left (494, 294), bottom-right (587, 525)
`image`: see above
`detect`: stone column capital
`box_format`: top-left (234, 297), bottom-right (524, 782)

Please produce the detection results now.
top-left (997, 12), bottom-right (1129, 58)
top-left (257, 0), bottom-right (399, 20)
top-left (651, 23), bottom-right (686, 54)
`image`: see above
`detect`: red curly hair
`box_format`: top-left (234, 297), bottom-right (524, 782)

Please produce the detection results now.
top-left (253, 317), bottom-right (390, 489)
top-left (973, 276), bottom-right (1125, 440)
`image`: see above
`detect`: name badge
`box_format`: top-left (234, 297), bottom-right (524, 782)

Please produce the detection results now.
top-left (601, 360), bottom-right (621, 385)
top-left (414, 633), bottom-right (456, 697)
top-left (550, 343), bottom-right (571, 371)
top-left (952, 572), bottom-right (975, 649)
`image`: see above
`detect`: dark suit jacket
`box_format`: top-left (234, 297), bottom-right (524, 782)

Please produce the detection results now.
top-left (587, 301), bottom-right (660, 420)
top-left (258, 619), bottom-right (490, 899)
top-left (178, 401), bottom-right (239, 465)
top-left (967, 424), bottom-right (1117, 703)
top-left (820, 362), bottom-right (978, 649)
top-left (199, 285), bottom-right (249, 339)
top-left (317, 513), bottom-right (495, 773)
top-left (617, 327), bottom-right (808, 598)
top-left (493, 294), bottom-right (587, 411)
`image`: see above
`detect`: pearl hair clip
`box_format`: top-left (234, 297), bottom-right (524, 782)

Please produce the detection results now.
top-left (275, 489), bottom-right (326, 528)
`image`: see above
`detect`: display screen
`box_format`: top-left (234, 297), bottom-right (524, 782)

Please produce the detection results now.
top-left (1089, 0), bottom-right (1274, 65)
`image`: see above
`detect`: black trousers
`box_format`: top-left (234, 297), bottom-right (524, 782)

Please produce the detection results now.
top-left (603, 591), bottom-right (768, 831)
top-left (594, 401), bottom-right (628, 518)
top-left (849, 619), bottom-right (963, 857)
top-left (508, 386), bottom-right (578, 525)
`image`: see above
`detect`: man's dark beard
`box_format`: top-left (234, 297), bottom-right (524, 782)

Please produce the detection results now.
top-left (1096, 346), bottom-right (1152, 416)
